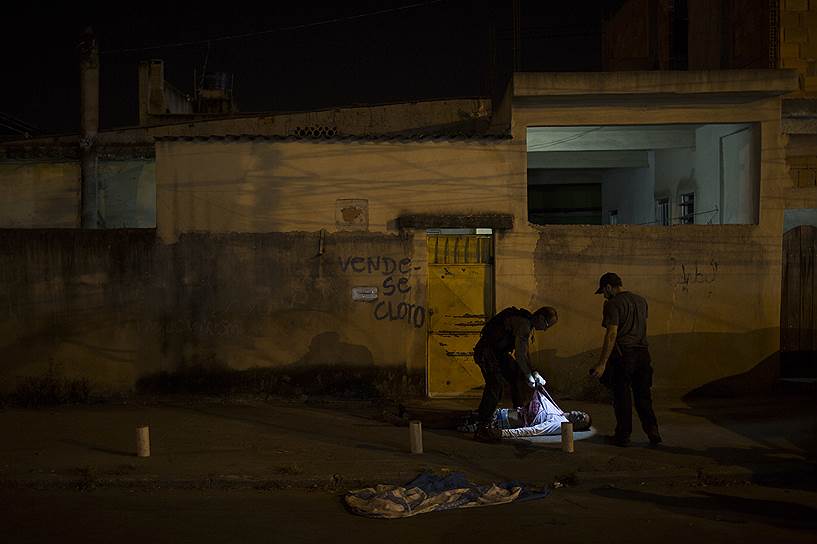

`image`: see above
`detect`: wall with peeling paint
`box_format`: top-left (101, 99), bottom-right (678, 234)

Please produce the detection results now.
top-left (0, 229), bottom-right (427, 396)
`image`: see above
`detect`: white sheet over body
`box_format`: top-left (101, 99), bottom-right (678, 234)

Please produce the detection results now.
top-left (498, 388), bottom-right (569, 439)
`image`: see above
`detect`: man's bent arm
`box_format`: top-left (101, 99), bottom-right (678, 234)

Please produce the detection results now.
top-left (515, 333), bottom-right (532, 377)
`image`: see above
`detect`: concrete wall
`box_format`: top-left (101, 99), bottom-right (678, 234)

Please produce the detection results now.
top-left (0, 85), bottom-right (795, 400)
top-left (0, 162), bottom-right (80, 227)
top-left (601, 153), bottom-right (656, 225)
top-left (0, 160), bottom-right (155, 229)
top-left (156, 139), bottom-right (522, 242)
top-left (0, 229), bottom-right (427, 395)
top-left (1, 139), bottom-right (519, 396)
top-left (780, 0), bottom-right (817, 96)
top-left (99, 161), bottom-right (156, 228)
top-left (721, 127), bottom-right (760, 224)
top-left (654, 148), bottom-right (695, 222)
top-left (694, 124), bottom-right (757, 225)
top-left (614, 124), bottom-right (757, 226)
top-left (780, 0), bottom-right (817, 195)
top-left (137, 98), bottom-right (491, 137)
top-left (512, 95), bottom-right (787, 397)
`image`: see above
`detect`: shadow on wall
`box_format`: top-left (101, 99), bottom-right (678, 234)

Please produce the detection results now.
top-left (136, 331), bottom-right (420, 400)
top-left (290, 331), bottom-right (375, 368)
top-left (532, 328), bottom-right (780, 401)
top-left (683, 351), bottom-right (782, 398)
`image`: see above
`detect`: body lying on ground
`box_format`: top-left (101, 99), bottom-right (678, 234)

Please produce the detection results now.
top-left (459, 386), bottom-right (591, 439)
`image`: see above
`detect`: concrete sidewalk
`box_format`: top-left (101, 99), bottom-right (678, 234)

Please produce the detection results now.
top-left (0, 392), bottom-right (814, 492)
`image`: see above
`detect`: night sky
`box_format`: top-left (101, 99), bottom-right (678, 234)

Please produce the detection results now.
top-left (3, 1), bottom-right (607, 135)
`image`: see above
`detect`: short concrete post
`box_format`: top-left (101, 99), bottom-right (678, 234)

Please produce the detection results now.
top-left (136, 425), bottom-right (150, 457)
top-left (561, 422), bottom-right (574, 453)
top-left (409, 420), bottom-right (423, 454)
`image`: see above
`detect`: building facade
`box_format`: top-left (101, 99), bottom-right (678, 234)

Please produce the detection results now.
top-left (0, 68), bottom-right (803, 400)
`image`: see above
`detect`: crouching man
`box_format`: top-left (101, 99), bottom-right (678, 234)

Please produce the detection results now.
top-left (472, 306), bottom-right (558, 442)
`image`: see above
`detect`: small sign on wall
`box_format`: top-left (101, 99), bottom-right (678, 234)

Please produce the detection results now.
top-left (351, 286), bottom-right (378, 302)
top-left (336, 199), bottom-right (368, 231)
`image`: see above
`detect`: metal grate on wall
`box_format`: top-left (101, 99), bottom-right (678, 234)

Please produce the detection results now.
top-left (428, 235), bottom-right (494, 265)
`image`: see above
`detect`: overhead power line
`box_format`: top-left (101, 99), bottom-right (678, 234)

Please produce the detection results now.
top-left (0, 112), bottom-right (39, 135)
top-left (101, 0), bottom-right (446, 54)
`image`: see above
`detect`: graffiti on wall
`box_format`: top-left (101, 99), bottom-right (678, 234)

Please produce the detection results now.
top-left (671, 258), bottom-right (719, 293)
top-left (134, 317), bottom-right (243, 337)
top-left (339, 255), bottom-right (426, 328)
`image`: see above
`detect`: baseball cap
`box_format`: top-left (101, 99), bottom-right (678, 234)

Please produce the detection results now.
top-left (595, 272), bottom-right (622, 294)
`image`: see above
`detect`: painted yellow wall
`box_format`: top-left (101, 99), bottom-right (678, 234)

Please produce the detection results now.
top-left (155, 140), bottom-right (520, 392)
top-left (155, 93), bottom-right (790, 397)
top-left (156, 140), bottom-right (523, 242)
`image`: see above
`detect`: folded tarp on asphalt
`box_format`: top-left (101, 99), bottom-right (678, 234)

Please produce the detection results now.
top-left (344, 472), bottom-right (548, 518)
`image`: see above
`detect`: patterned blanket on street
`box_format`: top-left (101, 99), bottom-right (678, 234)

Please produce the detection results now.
top-left (344, 472), bottom-right (548, 518)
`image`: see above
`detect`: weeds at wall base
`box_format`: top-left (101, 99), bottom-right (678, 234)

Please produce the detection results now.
top-left (1, 375), bottom-right (97, 408)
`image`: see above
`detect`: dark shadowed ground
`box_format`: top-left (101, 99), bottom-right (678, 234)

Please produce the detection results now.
top-left (0, 390), bottom-right (814, 542)
top-left (2, 485), bottom-right (816, 544)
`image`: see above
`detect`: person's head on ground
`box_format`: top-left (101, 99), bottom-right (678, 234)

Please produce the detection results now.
top-left (564, 410), bottom-right (592, 431)
top-left (595, 272), bottom-right (623, 300)
top-left (532, 306), bottom-right (558, 331)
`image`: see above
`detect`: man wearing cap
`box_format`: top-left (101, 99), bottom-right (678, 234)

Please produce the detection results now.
top-left (590, 273), bottom-right (662, 447)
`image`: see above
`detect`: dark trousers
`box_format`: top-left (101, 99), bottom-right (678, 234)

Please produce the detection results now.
top-left (608, 348), bottom-right (659, 439)
top-left (474, 342), bottom-right (525, 424)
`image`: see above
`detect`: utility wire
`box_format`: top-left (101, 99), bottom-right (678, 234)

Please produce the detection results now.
top-left (101, 0), bottom-right (445, 54)
top-left (0, 121), bottom-right (29, 135)
top-left (0, 112), bottom-right (39, 133)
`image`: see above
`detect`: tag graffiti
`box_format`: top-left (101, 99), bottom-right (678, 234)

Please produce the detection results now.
top-left (374, 300), bottom-right (425, 328)
top-left (340, 255), bottom-right (426, 328)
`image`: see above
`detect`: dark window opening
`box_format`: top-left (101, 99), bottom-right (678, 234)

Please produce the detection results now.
top-left (528, 183), bottom-right (602, 225)
top-left (526, 124), bottom-right (759, 226)
top-left (669, 0), bottom-right (689, 70)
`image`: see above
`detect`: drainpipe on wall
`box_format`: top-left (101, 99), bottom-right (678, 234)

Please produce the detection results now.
top-left (79, 27), bottom-right (103, 228)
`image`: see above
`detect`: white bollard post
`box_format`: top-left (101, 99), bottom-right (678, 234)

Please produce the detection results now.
top-left (561, 422), bottom-right (574, 453)
top-left (409, 420), bottom-right (423, 454)
top-left (136, 425), bottom-right (151, 458)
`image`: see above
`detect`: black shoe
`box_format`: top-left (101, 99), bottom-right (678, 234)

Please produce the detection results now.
top-left (474, 424), bottom-right (502, 443)
top-left (645, 426), bottom-right (662, 446)
top-left (605, 435), bottom-right (630, 447)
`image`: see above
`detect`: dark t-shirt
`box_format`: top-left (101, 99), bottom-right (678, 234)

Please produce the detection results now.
top-left (602, 291), bottom-right (648, 349)
top-left (482, 313), bottom-right (532, 353)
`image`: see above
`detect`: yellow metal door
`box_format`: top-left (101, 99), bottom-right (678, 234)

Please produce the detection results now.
top-left (427, 235), bottom-right (493, 397)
